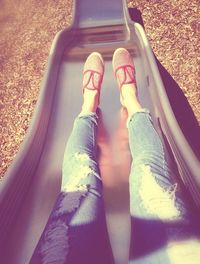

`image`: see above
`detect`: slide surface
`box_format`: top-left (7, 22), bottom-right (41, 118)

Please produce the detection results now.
top-left (0, 1), bottom-right (199, 263)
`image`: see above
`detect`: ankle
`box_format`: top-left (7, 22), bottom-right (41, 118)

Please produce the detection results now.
top-left (121, 83), bottom-right (137, 98)
top-left (126, 102), bottom-right (143, 117)
top-left (122, 87), bottom-right (142, 116)
top-left (82, 90), bottom-right (99, 112)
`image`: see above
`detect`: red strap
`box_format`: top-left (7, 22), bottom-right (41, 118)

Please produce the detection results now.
top-left (115, 65), bottom-right (136, 89)
top-left (82, 70), bottom-right (103, 94)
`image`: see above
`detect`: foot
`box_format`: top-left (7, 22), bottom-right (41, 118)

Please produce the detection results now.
top-left (112, 48), bottom-right (142, 116)
top-left (81, 52), bottom-right (104, 113)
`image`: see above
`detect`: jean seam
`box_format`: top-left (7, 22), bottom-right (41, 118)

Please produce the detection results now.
top-left (146, 114), bottom-right (166, 177)
top-left (92, 122), bottom-right (95, 151)
top-left (92, 115), bottom-right (97, 150)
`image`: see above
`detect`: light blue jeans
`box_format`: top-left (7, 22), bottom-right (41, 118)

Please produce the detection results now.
top-left (30, 110), bottom-right (199, 264)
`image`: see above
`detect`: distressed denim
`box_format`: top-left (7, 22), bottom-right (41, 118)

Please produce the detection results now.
top-left (128, 110), bottom-right (200, 264)
top-left (30, 112), bottom-right (114, 264)
top-left (30, 110), bottom-right (200, 264)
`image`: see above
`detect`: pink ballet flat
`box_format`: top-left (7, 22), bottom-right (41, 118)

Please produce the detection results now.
top-left (112, 48), bottom-right (137, 106)
top-left (82, 52), bottom-right (104, 103)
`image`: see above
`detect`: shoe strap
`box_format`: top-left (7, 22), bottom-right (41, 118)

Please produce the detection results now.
top-left (82, 70), bottom-right (103, 93)
top-left (115, 65), bottom-right (136, 90)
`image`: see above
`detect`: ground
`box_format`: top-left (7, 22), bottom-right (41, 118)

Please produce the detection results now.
top-left (0, 0), bottom-right (199, 178)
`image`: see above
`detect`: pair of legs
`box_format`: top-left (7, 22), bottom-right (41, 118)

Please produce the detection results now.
top-left (30, 49), bottom-right (200, 263)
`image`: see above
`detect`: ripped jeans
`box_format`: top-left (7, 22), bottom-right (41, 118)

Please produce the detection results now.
top-left (30, 110), bottom-right (199, 264)
top-left (128, 110), bottom-right (199, 264)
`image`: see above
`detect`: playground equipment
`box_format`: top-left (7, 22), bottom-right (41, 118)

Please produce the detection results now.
top-left (1, 0), bottom-right (199, 263)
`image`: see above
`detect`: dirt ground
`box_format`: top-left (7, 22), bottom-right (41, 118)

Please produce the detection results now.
top-left (0, 0), bottom-right (200, 178)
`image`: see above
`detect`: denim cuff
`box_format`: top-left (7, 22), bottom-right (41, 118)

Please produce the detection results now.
top-left (78, 111), bottom-right (98, 119)
top-left (126, 108), bottom-right (150, 128)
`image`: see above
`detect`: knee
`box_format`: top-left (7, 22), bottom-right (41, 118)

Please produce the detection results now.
top-left (135, 164), bottom-right (181, 220)
top-left (62, 152), bottom-right (100, 192)
top-left (134, 150), bottom-right (166, 171)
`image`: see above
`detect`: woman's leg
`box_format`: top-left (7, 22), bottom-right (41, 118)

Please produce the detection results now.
top-left (113, 48), bottom-right (200, 264)
top-left (128, 110), bottom-right (200, 263)
top-left (30, 53), bottom-right (114, 264)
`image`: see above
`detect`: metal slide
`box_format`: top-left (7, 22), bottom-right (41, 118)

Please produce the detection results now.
top-left (0, 0), bottom-right (200, 263)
